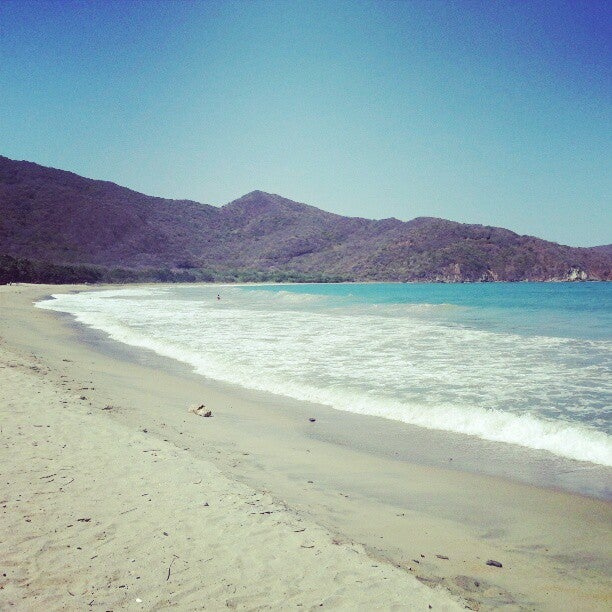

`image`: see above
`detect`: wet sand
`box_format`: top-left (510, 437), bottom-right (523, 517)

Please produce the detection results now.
top-left (1, 284), bottom-right (610, 611)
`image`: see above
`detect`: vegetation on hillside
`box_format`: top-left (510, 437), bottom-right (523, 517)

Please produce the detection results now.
top-left (0, 254), bottom-right (348, 285)
top-left (1, 156), bottom-right (609, 284)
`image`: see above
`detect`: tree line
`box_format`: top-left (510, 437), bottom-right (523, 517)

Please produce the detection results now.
top-left (0, 254), bottom-right (348, 285)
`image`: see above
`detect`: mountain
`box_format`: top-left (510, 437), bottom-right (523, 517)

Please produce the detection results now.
top-left (0, 155), bottom-right (610, 283)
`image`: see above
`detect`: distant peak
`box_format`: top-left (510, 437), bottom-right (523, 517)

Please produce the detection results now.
top-left (237, 190), bottom-right (286, 202)
top-left (225, 190), bottom-right (300, 209)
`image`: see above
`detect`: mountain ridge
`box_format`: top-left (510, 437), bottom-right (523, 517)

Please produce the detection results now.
top-left (0, 155), bottom-right (610, 283)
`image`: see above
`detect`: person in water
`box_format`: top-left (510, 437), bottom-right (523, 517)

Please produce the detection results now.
top-left (217, 293), bottom-right (221, 300)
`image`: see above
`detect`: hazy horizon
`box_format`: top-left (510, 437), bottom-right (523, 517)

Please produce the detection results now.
top-left (1, 0), bottom-right (609, 247)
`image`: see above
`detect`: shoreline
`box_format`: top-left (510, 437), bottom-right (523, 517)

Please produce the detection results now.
top-left (2, 283), bottom-right (611, 610)
top-left (37, 282), bottom-right (612, 500)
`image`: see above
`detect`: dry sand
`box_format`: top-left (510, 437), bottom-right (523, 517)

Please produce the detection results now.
top-left (1, 284), bottom-right (611, 611)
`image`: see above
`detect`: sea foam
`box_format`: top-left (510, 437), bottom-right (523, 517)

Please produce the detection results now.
top-left (37, 285), bottom-right (612, 467)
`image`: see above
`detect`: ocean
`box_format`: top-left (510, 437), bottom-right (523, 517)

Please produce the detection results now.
top-left (38, 282), bottom-right (611, 467)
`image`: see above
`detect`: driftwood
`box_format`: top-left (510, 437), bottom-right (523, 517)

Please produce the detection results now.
top-left (166, 554), bottom-right (179, 581)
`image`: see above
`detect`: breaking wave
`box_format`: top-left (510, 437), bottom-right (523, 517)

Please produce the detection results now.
top-left (37, 285), bottom-right (612, 466)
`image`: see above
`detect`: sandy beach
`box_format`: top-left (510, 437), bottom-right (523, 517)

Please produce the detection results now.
top-left (1, 284), bottom-right (611, 611)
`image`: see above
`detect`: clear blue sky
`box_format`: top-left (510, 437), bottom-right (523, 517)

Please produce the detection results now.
top-left (1, 0), bottom-right (609, 246)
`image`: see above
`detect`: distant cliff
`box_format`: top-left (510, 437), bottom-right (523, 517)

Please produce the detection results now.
top-left (0, 155), bottom-right (609, 283)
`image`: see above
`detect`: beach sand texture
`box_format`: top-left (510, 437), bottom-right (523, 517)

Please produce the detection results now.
top-left (1, 284), bottom-right (611, 611)
top-left (0, 320), bottom-right (460, 610)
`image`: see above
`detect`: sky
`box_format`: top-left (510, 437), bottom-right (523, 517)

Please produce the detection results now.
top-left (0, 0), bottom-right (610, 246)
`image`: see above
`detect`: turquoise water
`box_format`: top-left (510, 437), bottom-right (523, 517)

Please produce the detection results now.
top-left (38, 282), bottom-right (611, 466)
top-left (242, 282), bottom-right (612, 341)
